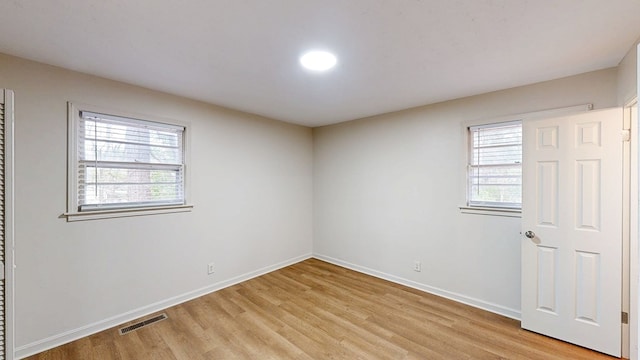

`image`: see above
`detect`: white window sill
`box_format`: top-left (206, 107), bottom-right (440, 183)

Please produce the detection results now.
top-left (459, 206), bottom-right (521, 218)
top-left (62, 204), bottom-right (194, 222)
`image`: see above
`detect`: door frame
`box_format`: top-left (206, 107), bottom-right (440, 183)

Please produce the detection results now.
top-left (629, 99), bottom-right (639, 360)
top-left (3, 89), bottom-right (15, 360)
top-left (623, 98), bottom-right (637, 359)
top-left (630, 42), bottom-right (640, 360)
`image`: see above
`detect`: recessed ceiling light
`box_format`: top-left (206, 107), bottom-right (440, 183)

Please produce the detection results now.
top-left (300, 51), bottom-right (337, 72)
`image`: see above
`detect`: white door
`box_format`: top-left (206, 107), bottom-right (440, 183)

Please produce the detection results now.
top-left (521, 108), bottom-right (623, 357)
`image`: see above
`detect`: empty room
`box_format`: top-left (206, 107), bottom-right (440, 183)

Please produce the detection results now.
top-left (0, 1), bottom-right (640, 359)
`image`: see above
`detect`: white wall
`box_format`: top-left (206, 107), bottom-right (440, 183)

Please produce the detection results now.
top-left (0, 53), bottom-right (314, 357)
top-left (313, 68), bottom-right (619, 318)
top-left (618, 37), bottom-right (640, 105)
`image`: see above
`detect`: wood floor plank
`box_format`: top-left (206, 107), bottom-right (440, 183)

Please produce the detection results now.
top-left (25, 258), bottom-right (618, 359)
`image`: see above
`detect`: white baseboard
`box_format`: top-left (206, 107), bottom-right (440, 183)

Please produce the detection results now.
top-left (312, 254), bottom-right (521, 321)
top-left (15, 253), bottom-right (312, 359)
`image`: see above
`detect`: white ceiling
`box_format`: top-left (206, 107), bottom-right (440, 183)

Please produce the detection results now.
top-left (0, 1), bottom-right (639, 127)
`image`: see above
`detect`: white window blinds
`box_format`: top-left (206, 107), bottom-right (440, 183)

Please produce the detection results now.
top-left (76, 111), bottom-right (185, 211)
top-left (468, 121), bottom-right (522, 209)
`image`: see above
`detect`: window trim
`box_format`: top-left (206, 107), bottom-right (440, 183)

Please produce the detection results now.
top-left (65, 102), bottom-right (192, 221)
top-left (460, 103), bottom-right (594, 217)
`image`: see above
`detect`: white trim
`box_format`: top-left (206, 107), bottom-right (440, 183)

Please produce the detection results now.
top-left (631, 41), bottom-right (640, 360)
top-left (630, 99), bottom-right (639, 359)
top-left (623, 99), bottom-right (636, 359)
top-left (67, 102), bottom-right (79, 215)
top-left (62, 204), bottom-right (194, 222)
top-left (3, 89), bottom-right (15, 360)
top-left (459, 206), bottom-right (521, 218)
top-left (15, 253), bottom-right (312, 359)
top-left (313, 253), bottom-right (521, 320)
top-left (468, 119), bottom-right (522, 131)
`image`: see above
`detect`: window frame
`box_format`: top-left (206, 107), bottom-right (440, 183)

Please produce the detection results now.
top-left (466, 119), bottom-right (523, 210)
top-left (65, 102), bottom-right (192, 221)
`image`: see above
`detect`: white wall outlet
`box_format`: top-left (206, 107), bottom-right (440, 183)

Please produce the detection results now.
top-left (413, 261), bottom-right (421, 272)
top-left (207, 262), bottom-right (215, 275)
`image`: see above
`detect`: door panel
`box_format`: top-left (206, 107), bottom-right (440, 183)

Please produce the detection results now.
top-left (537, 161), bottom-right (558, 226)
top-left (522, 108), bottom-right (622, 357)
top-left (536, 246), bottom-right (557, 313)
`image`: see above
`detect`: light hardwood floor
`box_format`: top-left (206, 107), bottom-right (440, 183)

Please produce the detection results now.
top-left (26, 258), bottom-right (617, 359)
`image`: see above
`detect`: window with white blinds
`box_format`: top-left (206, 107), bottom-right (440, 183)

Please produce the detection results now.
top-left (467, 120), bottom-right (522, 209)
top-left (73, 110), bottom-right (186, 212)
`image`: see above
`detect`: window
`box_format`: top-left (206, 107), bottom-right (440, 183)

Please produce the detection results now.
top-left (67, 104), bottom-right (191, 220)
top-left (467, 120), bottom-right (522, 209)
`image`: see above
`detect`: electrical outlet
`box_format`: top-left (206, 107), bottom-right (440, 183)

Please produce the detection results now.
top-left (207, 262), bottom-right (215, 275)
top-left (413, 261), bottom-right (421, 272)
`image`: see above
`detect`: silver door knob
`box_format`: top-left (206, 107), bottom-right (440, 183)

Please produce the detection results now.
top-left (525, 231), bottom-right (535, 239)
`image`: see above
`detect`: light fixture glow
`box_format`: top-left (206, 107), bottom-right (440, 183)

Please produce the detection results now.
top-left (300, 51), bottom-right (337, 71)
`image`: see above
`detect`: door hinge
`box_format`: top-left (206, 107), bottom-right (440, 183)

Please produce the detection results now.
top-left (622, 129), bottom-right (631, 142)
top-left (622, 311), bottom-right (629, 324)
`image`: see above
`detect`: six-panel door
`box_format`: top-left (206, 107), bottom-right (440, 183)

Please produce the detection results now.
top-left (521, 108), bottom-right (623, 357)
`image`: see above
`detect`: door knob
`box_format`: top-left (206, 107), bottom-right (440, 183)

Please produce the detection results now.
top-left (525, 231), bottom-right (535, 239)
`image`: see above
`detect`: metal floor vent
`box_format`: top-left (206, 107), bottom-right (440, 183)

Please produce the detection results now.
top-left (119, 313), bottom-right (168, 335)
